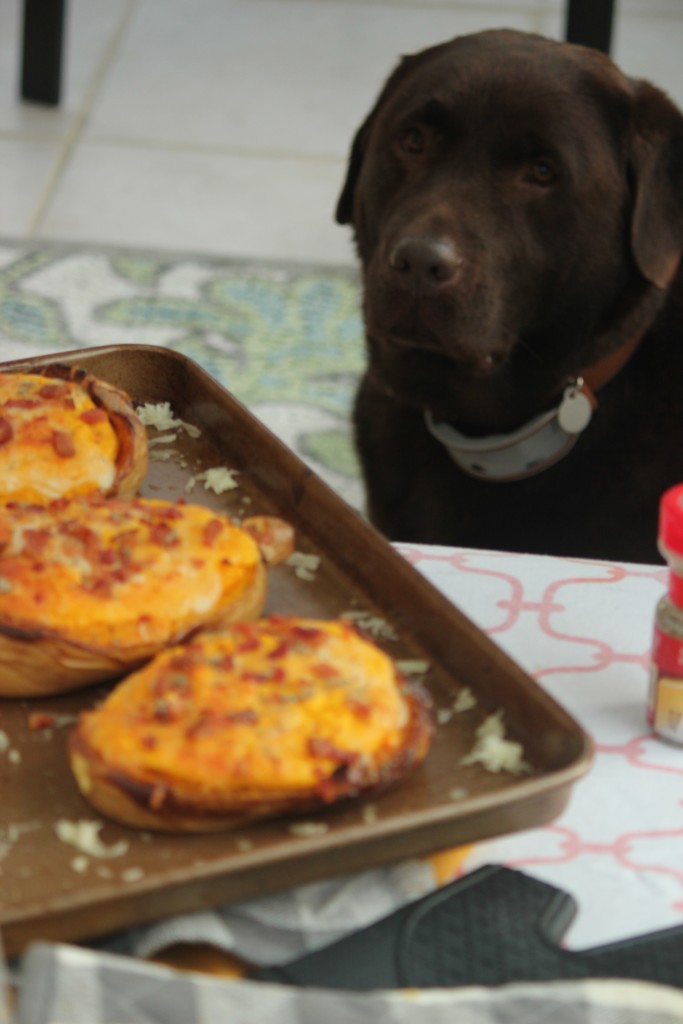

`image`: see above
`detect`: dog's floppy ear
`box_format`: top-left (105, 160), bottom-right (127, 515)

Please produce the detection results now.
top-left (335, 50), bottom-right (433, 226)
top-left (335, 113), bottom-right (373, 225)
top-left (629, 80), bottom-right (683, 289)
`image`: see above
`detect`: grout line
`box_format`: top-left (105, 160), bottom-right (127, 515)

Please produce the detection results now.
top-left (26, 0), bottom-right (138, 236)
top-left (251, 0), bottom-right (552, 11)
top-left (60, 133), bottom-right (348, 165)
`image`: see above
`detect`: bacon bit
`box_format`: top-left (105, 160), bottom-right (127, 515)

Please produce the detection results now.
top-left (241, 669), bottom-right (282, 683)
top-left (291, 625), bottom-right (325, 642)
top-left (150, 674), bottom-right (170, 699)
top-left (110, 565), bottom-right (136, 584)
top-left (113, 528), bottom-right (138, 548)
top-left (267, 639), bottom-right (292, 660)
top-left (158, 505), bottom-right (183, 520)
top-left (80, 407), bottom-right (108, 425)
top-left (152, 669), bottom-right (188, 698)
top-left (202, 518), bottom-right (224, 547)
top-left (28, 712), bottom-right (56, 730)
top-left (140, 735), bottom-right (157, 750)
top-left (237, 636), bottom-right (260, 654)
top-left (0, 417), bottom-right (13, 446)
top-left (83, 577), bottom-right (113, 598)
top-left (185, 715), bottom-right (210, 740)
top-left (168, 653), bottom-right (197, 673)
top-left (168, 674), bottom-right (190, 692)
top-left (313, 778), bottom-right (340, 802)
top-left (186, 708), bottom-right (259, 739)
top-left (148, 521), bottom-right (179, 547)
top-left (21, 528), bottom-right (51, 558)
top-left (60, 521), bottom-right (102, 565)
top-left (310, 663), bottom-right (339, 680)
top-left (52, 430), bottom-right (76, 458)
top-left (60, 521), bottom-right (97, 546)
top-left (308, 737), bottom-right (357, 763)
top-left (348, 699), bottom-right (373, 719)
top-left (4, 398), bottom-right (39, 409)
top-left (38, 383), bottom-right (70, 400)
top-left (227, 709), bottom-right (259, 725)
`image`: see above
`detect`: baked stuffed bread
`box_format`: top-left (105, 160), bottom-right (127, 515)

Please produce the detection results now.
top-left (68, 616), bottom-right (435, 831)
top-left (0, 496), bottom-right (266, 696)
top-left (0, 363), bottom-right (148, 503)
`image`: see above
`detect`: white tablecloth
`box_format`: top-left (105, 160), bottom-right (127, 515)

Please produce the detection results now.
top-left (11, 543), bottom-right (683, 1024)
top-left (397, 544), bottom-right (678, 950)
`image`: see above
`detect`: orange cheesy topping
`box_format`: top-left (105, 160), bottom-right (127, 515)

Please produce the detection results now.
top-left (0, 496), bottom-right (262, 649)
top-left (0, 370), bottom-right (120, 502)
top-left (76, 618), bottom-right (419, 797)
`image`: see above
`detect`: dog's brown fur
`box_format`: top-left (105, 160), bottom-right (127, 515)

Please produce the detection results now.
top-left (337, 29), bottom-right (683, 562)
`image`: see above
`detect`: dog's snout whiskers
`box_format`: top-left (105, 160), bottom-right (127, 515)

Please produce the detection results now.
top-left (388, 236), bottom-right (461, 293)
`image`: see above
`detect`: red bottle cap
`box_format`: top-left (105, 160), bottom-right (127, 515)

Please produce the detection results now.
top-left (659, 485), bottom-right (683, 556)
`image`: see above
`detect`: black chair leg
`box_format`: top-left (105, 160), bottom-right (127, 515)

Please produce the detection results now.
top-left (565, 0), bottom-right (615, 54)
top-left (20, 0), bottom-right (67, 105)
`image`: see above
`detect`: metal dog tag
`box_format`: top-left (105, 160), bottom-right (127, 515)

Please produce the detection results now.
top-left (558, 383), bottom-right (593, 434)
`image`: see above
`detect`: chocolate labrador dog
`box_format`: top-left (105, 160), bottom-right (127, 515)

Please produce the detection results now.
top-left (336, 29), bottom-right (683, 562)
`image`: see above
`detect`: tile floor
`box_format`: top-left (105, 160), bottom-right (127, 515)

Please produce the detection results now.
top-left (1, 0), bottom-right (683, 267)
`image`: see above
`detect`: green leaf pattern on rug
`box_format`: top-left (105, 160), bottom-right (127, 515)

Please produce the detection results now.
top-left (110, 255), bottom-right (172, 288)
top-left (0, 249), bottom-right (71, 350)
top-left (103, 266), bottom-right (366, 499)
top-left (0, 246), bottom-right (367, 509)
top-left (105, 271), bottom-right (364, 411)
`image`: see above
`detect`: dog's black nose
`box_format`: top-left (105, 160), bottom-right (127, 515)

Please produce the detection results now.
top-left (388, 236), bottom-right (460, 291)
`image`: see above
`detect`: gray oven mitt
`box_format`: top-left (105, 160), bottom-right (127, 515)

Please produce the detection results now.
top-left (251, 864), bottom-right (683, 990)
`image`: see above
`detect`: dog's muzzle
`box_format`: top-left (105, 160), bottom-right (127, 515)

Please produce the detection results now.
top-left (426, 379), bottom-right (594, 481)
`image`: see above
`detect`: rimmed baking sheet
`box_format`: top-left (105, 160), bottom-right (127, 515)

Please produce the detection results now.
top-left (0, 345), bottom-right (592, 956)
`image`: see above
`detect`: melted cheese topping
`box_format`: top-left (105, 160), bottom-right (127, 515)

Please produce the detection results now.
top-left (0, 371), bottom-right (120, 502)
top-left (0, 497), bottom-right (261, 648)
top-left (78, 618), bottom-right (411, 794)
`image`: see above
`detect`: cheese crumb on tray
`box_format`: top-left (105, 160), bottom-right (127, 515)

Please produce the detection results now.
top-left (460, 710), bottom-right (530, 775)
top-left (136, 401), bottom-right (201, 438)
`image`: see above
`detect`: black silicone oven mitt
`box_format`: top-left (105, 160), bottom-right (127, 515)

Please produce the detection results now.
top-left (249, 865), bottom-right (683, 990)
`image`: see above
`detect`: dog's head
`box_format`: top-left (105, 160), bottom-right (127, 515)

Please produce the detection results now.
top-left (336, 29), bottom-right (683, 430)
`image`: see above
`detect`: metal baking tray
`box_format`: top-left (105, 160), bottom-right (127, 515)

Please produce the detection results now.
top-left (0, 345), bottom-right (592, 957)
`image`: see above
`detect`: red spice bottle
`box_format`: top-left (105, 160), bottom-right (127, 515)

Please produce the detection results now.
top-left (649, 484), bottom-right (683, 742)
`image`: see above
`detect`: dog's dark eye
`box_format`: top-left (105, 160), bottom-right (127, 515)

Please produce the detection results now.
top-left (525, 159), bottom-right (557, 187)
top-left (401, 127), bottom-right (426, 154)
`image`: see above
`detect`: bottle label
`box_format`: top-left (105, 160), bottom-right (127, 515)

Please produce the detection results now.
top-left (650, 624), bottom-right (683, 743)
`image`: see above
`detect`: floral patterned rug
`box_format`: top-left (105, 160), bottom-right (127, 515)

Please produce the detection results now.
top-left (0, 240), bottom-right (366, 511)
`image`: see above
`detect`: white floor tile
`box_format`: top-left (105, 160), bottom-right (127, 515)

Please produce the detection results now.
top-left (539, 8), bottom-right (683, 109)
top-left (0, 140), bottom-right (61, 236)
top-left (2, 0), bottom-right (683, 262)
top-left (612, 14), bottom-right (683, 110)
top-left (0, 0), bottom-right (130, 136)
top-left (84, 0), bottom-right (542, 158)
top-left (37, 142), bottom-right (358, 264)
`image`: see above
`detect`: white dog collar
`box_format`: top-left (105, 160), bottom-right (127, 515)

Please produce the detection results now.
top-left (425, 380), bottom-right (594, 481)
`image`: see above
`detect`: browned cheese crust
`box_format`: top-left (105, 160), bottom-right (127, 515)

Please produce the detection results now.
top-left (0, 496), bottom-right (266, 696)
top-left (69, 617), bottom-right (434, 831)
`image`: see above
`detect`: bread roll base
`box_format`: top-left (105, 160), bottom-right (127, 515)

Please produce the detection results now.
top-left (68, 622), bottom-right (434, 833)
top-left (0, 555), bottom-right (266, 698)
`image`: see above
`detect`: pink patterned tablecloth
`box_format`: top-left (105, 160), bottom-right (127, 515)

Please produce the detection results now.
top-left (396, 543), bottom-right (682, 951)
